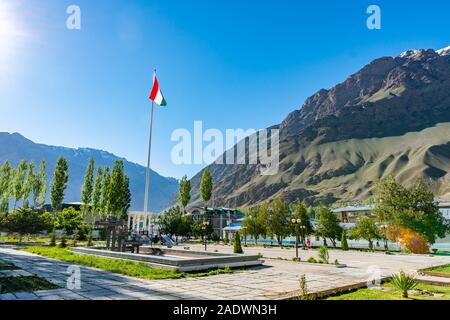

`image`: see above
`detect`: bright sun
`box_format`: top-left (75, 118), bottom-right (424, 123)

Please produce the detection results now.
top-left (0, 1), bottom-right (24, 65)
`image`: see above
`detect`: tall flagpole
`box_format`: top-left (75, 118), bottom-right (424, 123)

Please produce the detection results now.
top-left (144, 90), bottom-right (155, 222)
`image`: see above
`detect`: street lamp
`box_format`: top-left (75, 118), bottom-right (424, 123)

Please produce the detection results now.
top-left (291, 218), bottom-right (302, 260)
top-left (202, 220), bottom-right (210, 251)
top-left (242, 226), bottom-right (247, 246)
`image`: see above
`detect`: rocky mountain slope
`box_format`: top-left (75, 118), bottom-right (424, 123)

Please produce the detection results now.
top-left (0, 133), bottom-right (178, 212)
top-left (187, 47), bottom-right (450, 208)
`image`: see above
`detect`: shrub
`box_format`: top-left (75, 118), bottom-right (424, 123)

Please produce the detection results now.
top-left (318, 246), bottom-right (329, 264)
top-left (223, 233), bottom-right (229, 245)
top-left (307, 256), bottom-right (317, 263)
top-left (341, 229), bottom-right (349, 251)
top-left (399, 229), bottom-right (430, 254)
top-left (233, 232), bottom-right (243, 254)
top-left (391, 270), bottom-right (417, 298)
top-left (49, 231), bottom-right (56, 246)
top-left (59, 228), bottom-right (67, 248)
top-left (72, 229), bottom-right (79, 247)
top-left (211, 232), bottom-right (219, 242)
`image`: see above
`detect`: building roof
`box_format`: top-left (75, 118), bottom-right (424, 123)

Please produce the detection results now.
top-left (332, 204), bottom-right (375, 213)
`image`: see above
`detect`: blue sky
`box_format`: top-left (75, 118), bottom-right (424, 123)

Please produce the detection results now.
top-left (1, 0), bottom-right (449, 179)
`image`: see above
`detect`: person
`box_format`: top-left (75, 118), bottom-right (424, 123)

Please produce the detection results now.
top-left (306, 238), bottom-right (311, 249)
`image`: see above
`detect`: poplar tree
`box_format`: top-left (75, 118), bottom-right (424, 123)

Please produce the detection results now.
top-left (11, 160), bottom-right (28, 210)
top-left (50, 157), bottom-right (69, 213)
top-left (0, 161), bottom-right (12, 213)
top-left (92, 166), bottom-right (103, 216)
top-left (101, 166), bottom-right (111, 216)
top-left (33, 160), bottom-right (47, 209)
top-left (200, 168), bottom-right (212, 213)
top-left (22, 162), bottom-right (36, 209)
top-left (178, 175), bottom-right (191, 213)
top-left (109, 160), bottom-right (130, 219)
top-left (80, 158), bottom-right (94, 217)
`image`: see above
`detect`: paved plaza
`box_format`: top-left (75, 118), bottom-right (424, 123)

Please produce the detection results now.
top-left (1, 245), bottom-right (450, 300)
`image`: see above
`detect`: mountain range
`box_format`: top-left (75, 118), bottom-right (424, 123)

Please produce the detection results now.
top-left (0, 133), bottom-right (178, 212)
top-left (186, 46), bottom-right (450, 208)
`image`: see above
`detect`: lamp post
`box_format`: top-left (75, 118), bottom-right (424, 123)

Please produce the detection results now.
top-left (202, 220), bottom-right (210, 251)
top-left (291, 218), bottom-right (302, 260)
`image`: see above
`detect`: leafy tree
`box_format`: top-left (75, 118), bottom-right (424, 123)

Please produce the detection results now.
top-left (0, 161), bottom-right (12, 213)
top-left (374, 176), bottom-right (449, 244)
top-left (159, 206), bottom-right (187, 243)
top-left (290, 201), bottom-right (313, 246)
top-left (0, 209), bottom-right (53, 242)
top-left (268, 197), bottom-right (291, 246)
top-left (178, 175), bottom-right (191, 213)
top-left (306, 206), bottom-right (316, 219)
top-left (108, 160), bottom-right (130, 219)
top-left (200, 168), bottom-right (212, 212)
top-left (341, 229), bottom-right (349, 250)
top-left (92, 166), bottom-right (103, 215)
top-left (233, 231), bottom-right (243, 254)
top-left (349, 217), bottom-right (381, 250)
top-left (123, 176), bottom-right (131, 217)
top-left (22, 162), bottom-right (36, 209)
top-left (81, 158), bottom-right (94, 217)
top-left (243, 206), bottom-right (263, 245)
top-left (33, 160), bottom-right (47, 209)
top-left (11, 160), bottom-right (28, 210)
top-left (315, 204), bottom-right (342, 247)
top-left (50, 157), bottom-right (69, 213)
top-left (55, 207), bottom-right (84, 234)
top-left (101, 166), bottom-right (111, 216)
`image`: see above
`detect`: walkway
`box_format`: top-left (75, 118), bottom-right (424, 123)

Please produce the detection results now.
top-left (1, 246), bottom-right (450, 300)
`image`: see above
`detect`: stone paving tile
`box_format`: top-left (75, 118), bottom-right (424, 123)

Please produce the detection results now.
top-left (3, 246), bottom-right (450, 300)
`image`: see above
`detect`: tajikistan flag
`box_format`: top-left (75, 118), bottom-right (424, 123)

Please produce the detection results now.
top-left (149, 71), bottom-right (167, 106)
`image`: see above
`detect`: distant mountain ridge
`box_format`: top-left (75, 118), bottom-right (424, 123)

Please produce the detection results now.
top-left (0, 132), bottom-right (178, 212)
top-left (186, 46), bottom-right (450, 208)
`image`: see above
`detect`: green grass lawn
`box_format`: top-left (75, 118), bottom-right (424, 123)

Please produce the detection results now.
top-left (425, 264), bottom-right (450, 274)
top-left (326, 283), bottom-right (450, 300)
top-left (21, 246), bottom-right (233, 280)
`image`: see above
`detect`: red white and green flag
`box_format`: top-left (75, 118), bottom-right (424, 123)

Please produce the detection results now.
top-left (149, 71), bottom-right (167, 106)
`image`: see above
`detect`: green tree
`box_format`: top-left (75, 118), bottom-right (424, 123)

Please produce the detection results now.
top-left (101, 166), bottom-right (111, 216)
top-left (0, 161), bottom-right (12, 213)
top-left (50, 157), bottom-right (69, 213)
top-left (233, 231), bottom-right (243, 254)
top-left (341, 229), bottom-right (349, 250)
top-left (22, 162), bottom-right (36, 209)
top-left (0, 209), bottom-right (53, 242)
top-left (200, 168), bottom-right (213, 212)
top-left (55, 207), bottom-right (84, 234)
top-left (178, 175), bottom-right (191, 213)
top-left (33, 160), bottom-right (47, 209)
top-left (374, 176), bottom-right (449, 244)
top-left (80, 158), bottom-right (94, 217)
top-left (108, 160), bottom-right (130, 219)
top-left (290, 201), bottom-right (313, 247)
top-left (159, 206), bottom-right (187, 243)
top-left (11, 160), bottom-right (28, 210)
top-left (268, 197), bottom-right (291, 247)
top-left (92, 167), bottom-right (103, 215)
top-left (315, 204), bottom-right (342, 247)
top-left (349, 217), bottom-right (381, 250)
